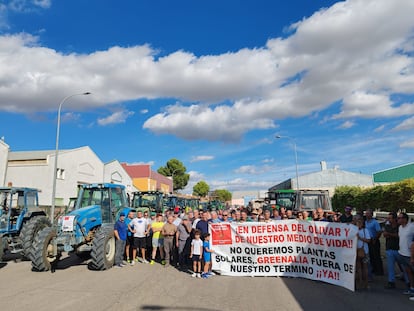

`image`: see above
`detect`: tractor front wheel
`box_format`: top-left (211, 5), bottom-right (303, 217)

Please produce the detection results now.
top-left (90, 228), bottom-right (115, 270)
top-left (20, 216), bottom-right (52, 260)
top-left (30, 227), bottom-right (57, 271)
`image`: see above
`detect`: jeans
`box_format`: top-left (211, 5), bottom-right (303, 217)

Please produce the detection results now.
top-left (115, 239), bottom-right (126, 265)
top-left (386, 249), bottom-right (401, 282)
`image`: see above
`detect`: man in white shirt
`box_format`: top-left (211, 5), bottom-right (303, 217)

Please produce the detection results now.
top-left (397, 213), bottom-right (414, 296)
top-left (128, 211), bottom-right (151, 264)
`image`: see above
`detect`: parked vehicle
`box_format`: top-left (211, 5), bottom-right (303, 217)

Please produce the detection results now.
top-left (265, 189), bottom-right (332, 212)
top-left (30, 183), bottom-right (128, 271)
top-left (131, 190), bottom-right (165, 214)
top-left (0, 187), bottom-right (51, 260)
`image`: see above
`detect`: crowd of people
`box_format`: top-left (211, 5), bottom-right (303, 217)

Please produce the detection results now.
top-left (113, 205), bottom-right (414, 300)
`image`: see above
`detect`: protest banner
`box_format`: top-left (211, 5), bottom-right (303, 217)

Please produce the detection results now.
top-left (210, 220), bottom-right (358, 291)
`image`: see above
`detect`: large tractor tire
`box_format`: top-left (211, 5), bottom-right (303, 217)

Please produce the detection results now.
top-left (19, 216), bottom-right (52, 260)
top-left (90, 228), bottom-right (115, 270)
top-left (30, 227), bottom-right (57, 272)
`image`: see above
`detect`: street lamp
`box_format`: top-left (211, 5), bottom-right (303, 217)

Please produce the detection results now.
top-left (50, 92), bottom-right (91, 222)
top-left (275, 135), bottom-right (300, 190)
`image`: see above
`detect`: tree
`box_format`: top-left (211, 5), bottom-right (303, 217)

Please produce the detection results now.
top-left (193, 181), bottom-right (210, 197)
top-left (212, 189), bottom-right (232, 202)
top-left (157, 158), bottom-right (190, 192)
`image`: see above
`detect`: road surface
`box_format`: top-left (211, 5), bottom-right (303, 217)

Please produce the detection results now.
top-left (0, 253), bottom-right (412, 311)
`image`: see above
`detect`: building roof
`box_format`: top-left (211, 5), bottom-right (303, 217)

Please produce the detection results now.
top-left (9, 150), bottom-right (54, 160)
top-left (8, 146), bottom-right (94, 161)
top-left (121, 163), bottom-right (151, 177)
top-left (373, 162), bottom-right (414, 183)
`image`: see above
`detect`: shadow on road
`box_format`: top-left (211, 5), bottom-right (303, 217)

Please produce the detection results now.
top-left (55, 252), bottom-right (90, 270)
top-left (141, 305), bottom-right (220, 311)
top-left (280, 275), bottom-right (412, 311)
top-left (0, 262), bottom-right (7, 269)
top-left (31, 252), bottom-right (90, 272)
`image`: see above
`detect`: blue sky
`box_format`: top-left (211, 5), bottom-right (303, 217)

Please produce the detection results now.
top-left (0, 0), bottom-right (413, 193)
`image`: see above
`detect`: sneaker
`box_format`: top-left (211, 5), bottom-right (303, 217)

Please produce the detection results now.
top-left (191, 272), bottom-right (197, 278)
top-left (120, 263), bottom-right (127, 267)
top-left (130, 261), bottom-right (135, 266)
top-left (126, 258), bottom-right (130, 263)
top-left (135, 258), bottom-right (139, 262)
top-left (196, 273), bottom-right (201, 278)
top-left (142, 259), bottom-right (149, 264)
top-left (150, 260), bottom-right (155, 265)
top-left (403, 288), bottom-right (414, 295)
top-left (161, 260), bottom-right (166, 265)
top-left (384, 282), bottom-right (395, 289)
top-left (114, 264), bottom-right (123, 268)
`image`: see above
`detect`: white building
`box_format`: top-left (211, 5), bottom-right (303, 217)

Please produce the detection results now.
top-left (3, 146), bottom-right (136, 207)
top-left (269, 161), bottom-right (373, 195)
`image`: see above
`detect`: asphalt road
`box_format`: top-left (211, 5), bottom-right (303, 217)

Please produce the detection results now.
top-left (0, 253), bottom-right (412, 311)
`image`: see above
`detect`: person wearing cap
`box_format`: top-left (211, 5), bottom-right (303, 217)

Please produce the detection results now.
top-left (340, 206), bottom-right (353, 224)
top-left (176, 214), bottom-right (192, 270)
top-left (114, 213), bottom-right (128, 267)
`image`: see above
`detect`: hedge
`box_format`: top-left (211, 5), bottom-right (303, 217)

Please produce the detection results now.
top-left (332, 178), bottom-right (414, 213)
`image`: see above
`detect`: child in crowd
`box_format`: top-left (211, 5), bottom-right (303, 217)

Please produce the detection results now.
top-left (201, 233), bottom-right (214, 279)
top-left (190, 229), bottom-right (203, 278)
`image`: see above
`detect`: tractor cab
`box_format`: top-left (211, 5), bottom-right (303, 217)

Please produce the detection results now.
top-left (131, 190), bottom-right (164, 214)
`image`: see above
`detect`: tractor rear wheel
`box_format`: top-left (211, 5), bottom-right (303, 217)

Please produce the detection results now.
top-left (90, 228), bottom-right (115, 270)
top-left (30, 227), bottom-right (57, 271)
top-left (20, 216), bottom-right (52, 260)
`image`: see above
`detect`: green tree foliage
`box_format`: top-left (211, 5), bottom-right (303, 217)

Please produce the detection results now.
top-left (332, 178), bottom-right (414, 213)
top-left (157, 158), bottom-right (190, 192)
top-left (212, 189), bottom-right (232, 202)
top-left (193, 181), bottom-right (210, 197)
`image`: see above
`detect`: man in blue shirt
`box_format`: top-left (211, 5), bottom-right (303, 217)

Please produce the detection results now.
top-left (365, 209), bottom-right (384, 278)
top-left (114, 213), bottom-right (128, 267)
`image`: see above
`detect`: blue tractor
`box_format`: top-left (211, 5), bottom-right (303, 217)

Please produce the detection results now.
top-left (30, 183), bottom-right (128, 271)
top-left (0, 187), bottom-right (51, 261)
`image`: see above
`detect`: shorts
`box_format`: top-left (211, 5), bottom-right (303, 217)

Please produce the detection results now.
top-left (126, 235), bottom-right (134, 245)
top-left (397, 254), bottom-right (414, 271)
top-left (192, 254), bottom-right (201, 262)
top-left (152, 237), bottom-right (164, 248)
top-left (204, 253), bottom-right (211, 263)
top-left (133, 237), bottom-right (147, 249)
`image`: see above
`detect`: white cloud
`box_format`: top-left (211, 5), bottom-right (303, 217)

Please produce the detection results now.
top-left (140, 109), bottom-right (148, 114)
top-left (392, 116), bottom-right (414, 131)
top-left (400, 139), bottom-right (414, 148)
top-left (190, 155), bottom-right (214, 162)
top-left (262, 158), bottom-right (274, 163)
top-left (0, 0), bottom-right (413, 142)
top-left (337, 120), bottom-right (355, 129)
top-left (97, 109), bottom-right (134, 126)
top-left (210, 178), bottom-right (273, 192)
top-left (234, 164), bottom-right (273, 175)
top-left (374, 125), bottom-right (385, 132)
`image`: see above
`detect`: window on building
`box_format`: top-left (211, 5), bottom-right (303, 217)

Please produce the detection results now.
top-left (57, 168), bottom-right (65, 180)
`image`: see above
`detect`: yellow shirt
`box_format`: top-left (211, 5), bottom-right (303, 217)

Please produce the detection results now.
top-left (151, 221), bottom-right (164, 239)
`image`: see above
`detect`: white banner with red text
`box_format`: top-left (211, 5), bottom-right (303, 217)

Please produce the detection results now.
top-left (209, 220), bottom-right (358, 291)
